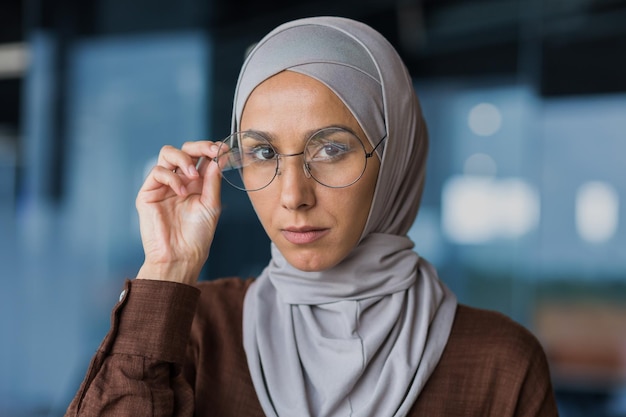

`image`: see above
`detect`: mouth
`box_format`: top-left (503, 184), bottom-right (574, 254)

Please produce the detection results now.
top-left (281, 227), bottom-right (330, 245)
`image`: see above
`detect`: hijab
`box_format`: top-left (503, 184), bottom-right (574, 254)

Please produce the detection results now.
top-left (236, 16), bottom-right (457, 417)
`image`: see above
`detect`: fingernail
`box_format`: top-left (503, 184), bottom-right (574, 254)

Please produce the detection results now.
top-left (210, 144), bottom-right (218, 153)
top-left (180, 185), bottom-right (188, 195)
top-left (188, 165), bottom-right (198, 176)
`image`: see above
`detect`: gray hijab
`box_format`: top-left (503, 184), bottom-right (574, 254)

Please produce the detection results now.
top-left (237, 17), bottom-right (457, 417)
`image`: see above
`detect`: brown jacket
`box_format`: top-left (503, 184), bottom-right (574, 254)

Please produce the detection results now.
top-left (66, 278), bottom-right (558, 416)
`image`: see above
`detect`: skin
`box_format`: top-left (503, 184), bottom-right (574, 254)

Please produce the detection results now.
top-left (135, 71), bottom-right (380, 283)
top-left (240, 71), bottom-right (380, 272)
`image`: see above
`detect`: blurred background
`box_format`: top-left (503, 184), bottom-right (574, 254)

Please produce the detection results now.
top-left (1, 0), bottom-right (625, 415)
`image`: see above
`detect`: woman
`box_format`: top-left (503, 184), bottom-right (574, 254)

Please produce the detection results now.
top-left (65, 16), bottom-right (558, 417)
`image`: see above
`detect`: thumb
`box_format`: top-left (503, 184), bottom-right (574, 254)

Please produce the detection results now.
top-left (199, 156), bottom-right (222, 214)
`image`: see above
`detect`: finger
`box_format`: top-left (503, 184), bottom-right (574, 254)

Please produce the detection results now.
top-left (194, 143), bottom-right (223, 175)
top-left (142, 165), bottom-right (189, 196)
top-left (199, 150), bottom-right (223, 214)
top-left (181, 140), bottom-right (219, 160)
top-left (157, 145), bottom-right (199, 178)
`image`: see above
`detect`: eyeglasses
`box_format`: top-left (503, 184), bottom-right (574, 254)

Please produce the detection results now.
top-left (211, 127), bottom-right (386, 192)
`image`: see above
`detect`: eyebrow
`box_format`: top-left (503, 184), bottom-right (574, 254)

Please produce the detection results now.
top-left (244, 124), bottom-right (361, 143)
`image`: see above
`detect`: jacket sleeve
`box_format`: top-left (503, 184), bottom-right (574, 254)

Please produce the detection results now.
top-left (64, 279), bottom-right (201, 417)
top-left (514, 336), bottom-right (560, 417)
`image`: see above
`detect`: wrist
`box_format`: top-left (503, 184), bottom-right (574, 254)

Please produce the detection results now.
top-left (136, 261), bottom-right (202, 285)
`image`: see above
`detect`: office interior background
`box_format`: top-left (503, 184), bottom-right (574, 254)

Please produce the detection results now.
top-left (1, 0), bottom-right (625, 415)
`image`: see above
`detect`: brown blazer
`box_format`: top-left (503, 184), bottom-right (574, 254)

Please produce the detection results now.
top-left (66, 278), bottom-right (558, 416)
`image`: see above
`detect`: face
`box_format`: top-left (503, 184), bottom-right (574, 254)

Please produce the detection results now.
top-left (240, 71), bottom-right (380, 272)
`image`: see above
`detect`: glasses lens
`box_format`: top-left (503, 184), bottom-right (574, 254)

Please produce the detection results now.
top-left (304, 128), bottom-right (367, 188)
top-left (216, 132), bottom-right (278, 191)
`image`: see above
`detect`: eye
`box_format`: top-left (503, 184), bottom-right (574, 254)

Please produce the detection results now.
top-left (240, 133), bottom-right (277, 163)
top-left (317, 142), bottom-right (348, 159)
top-left (249, 144), bottom-right (276, 161)
top-left (307, 132), bottom-right (354, 162)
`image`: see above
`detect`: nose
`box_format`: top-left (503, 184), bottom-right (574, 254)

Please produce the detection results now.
top-left (275, 151), bottom-right (310, 179)
top-left (277, 154), bottom-right (315, 210)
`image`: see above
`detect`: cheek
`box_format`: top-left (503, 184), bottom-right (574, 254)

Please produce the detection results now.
top-left (352, 164), bottom-right (379, 230)
top-left (355, 189), bottom-right (375, 228)
top-left (338, 184), bottom-right (376, 235)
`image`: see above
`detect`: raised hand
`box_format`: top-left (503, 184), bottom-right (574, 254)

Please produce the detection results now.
top-left (135, 141), bottom-right (222, 285)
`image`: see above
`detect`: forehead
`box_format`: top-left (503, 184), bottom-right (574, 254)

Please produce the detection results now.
top-left (240, 71), bottom-right (365, 141)
top-left (243, 71), bottom-right (350, 114)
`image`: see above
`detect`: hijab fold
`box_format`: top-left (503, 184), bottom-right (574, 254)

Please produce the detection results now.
top-left (236, 17), bottom-right (457, 417)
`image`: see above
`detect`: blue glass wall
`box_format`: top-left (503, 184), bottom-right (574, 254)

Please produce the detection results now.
top-left (1, 19), bottom-right (625, 417)
top-left (1, 31), bottom-right (210, 416)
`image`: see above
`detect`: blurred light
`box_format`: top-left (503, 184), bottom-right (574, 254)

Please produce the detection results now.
top-left (442, 176), bottom-right (540, 244)
top-left (0, 42), bottom-right (28, 79)
top-left (576, 181), bottom-right (619, 243)
top-left (143, 156), bottom-right (158, 180)
top-left (468, 102), bottom-right (502, 136)
top-left (408, 207), bottom-right (444, 265)
top-left (463, 153), bottom-right (497, 177)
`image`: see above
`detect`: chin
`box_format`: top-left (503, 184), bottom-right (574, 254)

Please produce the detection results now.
top-left (284, 251), bottom-right (339, 272)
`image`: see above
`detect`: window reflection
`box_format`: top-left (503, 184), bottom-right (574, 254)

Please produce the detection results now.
top-left (576, 181), bottom-right (619, 244)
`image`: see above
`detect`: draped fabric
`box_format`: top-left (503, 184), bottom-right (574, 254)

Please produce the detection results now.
top-left (237, 17), bottom-right (458, 417)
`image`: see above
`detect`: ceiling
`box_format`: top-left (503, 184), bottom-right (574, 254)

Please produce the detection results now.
top-left (1, 0), bottom-right (626, 131)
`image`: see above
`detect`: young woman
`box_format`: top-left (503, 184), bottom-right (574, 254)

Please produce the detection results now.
top-left (66, 16), bottom-right (558, 417)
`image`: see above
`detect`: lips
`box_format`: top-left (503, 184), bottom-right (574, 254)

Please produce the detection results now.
top-left (281, 227), bottom-right (329, 245)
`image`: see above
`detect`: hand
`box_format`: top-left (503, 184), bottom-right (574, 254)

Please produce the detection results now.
top-left (135, 141), bottom-right (222, 285)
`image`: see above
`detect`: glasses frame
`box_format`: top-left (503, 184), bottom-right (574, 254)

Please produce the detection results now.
top-left (212, 128), bottom-right (387, 192)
